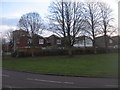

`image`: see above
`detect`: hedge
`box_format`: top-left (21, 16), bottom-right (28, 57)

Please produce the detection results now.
top-left (11, 47), bottom-right (118, 57)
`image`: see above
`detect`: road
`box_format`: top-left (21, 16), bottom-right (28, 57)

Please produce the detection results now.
top-left (2, 69), bottom-right (118, 88)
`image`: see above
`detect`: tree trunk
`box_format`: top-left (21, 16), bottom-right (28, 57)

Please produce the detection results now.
top-left (16, 48), bottom-right (19, 57)
top-left (31, 46), bottom-right (34, 57)
top-left (68, 48), bottom-right (72, 57)
top-left (84, 36), bottom-right (86, 48)
top-left (68, 46), bottom-right (73, 57)
top-left (31, 49), bottom-right (34, 57)
top-left (93, 40), bottom-right (97, 54)
top-left (104, 35), bottom-right (108, 53)
top-left (31, 34), bottom-right (34, 57)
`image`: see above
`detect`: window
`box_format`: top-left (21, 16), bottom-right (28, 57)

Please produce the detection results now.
top-left (57, 39), bottom-right (61, 44)
top-left (86, 39), bottom-right (92, 44)
top-left (16, 40), bottom-right (20, 44)
top-left (109, 39), bottom-right (113, 43)
top-left (79, 40), bottom-right (83, 44)
top-left (47, 40), bottom-right (50, 43)
top-left (28, 39), bottom-right (32, 44)
top-left (39, 39), bottom-right (44, 44)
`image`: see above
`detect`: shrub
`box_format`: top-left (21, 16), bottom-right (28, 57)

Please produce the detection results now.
top-left (11, 51), bottom-right (17, 57)
top-left (11, 47), bottom-right (118, 57)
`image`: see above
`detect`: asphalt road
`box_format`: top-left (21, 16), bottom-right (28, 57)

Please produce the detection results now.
top-left (2, 69), bottom-right (118, 88)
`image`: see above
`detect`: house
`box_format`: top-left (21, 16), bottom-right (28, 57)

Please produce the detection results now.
top-left (13, 29), bottom-right (30, 51)
top-left (12, 30), bottom-right (64, 53)
top-left (111, 36), bottom-right (119, 48)
top-left (73, 36), bottom-right (93, 48)
top-left (45, 34), bottom-right (63, 49)
top-left (95, 35), bottom-right (118, 48)
top-left (13, 29), bottom-right (47, 53)
top-left (32, 34), bottom-right (47, 48)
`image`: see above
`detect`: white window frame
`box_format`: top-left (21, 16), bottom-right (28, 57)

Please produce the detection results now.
top-left (16, 40), bottom-right (20, 44)
top-left (56, 39), bottom-right (61, 44)
top-left (39, 39), bottom-right (44, 44)
top-left (28, 39), bottom-right (32, 44)
top-left (109, 39), bottom-right (113, 43)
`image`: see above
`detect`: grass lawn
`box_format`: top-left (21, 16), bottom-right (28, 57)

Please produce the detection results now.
top-left (2, 53), bottom-right (118, 78)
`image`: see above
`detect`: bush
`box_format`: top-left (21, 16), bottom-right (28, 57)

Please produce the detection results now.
top-left (11, 47), bottom-right (118, 57)
top-left (11, 51), bottom-right (17, 57)
top-left (39, 49), bottom-right (68, 56)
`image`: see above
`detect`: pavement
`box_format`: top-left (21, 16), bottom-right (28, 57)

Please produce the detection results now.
top-left (2, 69), bottom-right (118, 88)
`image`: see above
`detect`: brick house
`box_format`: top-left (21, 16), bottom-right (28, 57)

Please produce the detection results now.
top-left (13, 30), bottom-right (64, 53)
top-left (13, 29), bottom-right (48, 53)
top-left (111, 36), bottom-right (119, 48)
top-left (45, 34), bottom-right (63, 49)
top-left (95, 35), bottom-right (118, 48)
top-left (13, 29), bottom-right (29, 51)
top-left (13, 29), bottom-right (118, 54)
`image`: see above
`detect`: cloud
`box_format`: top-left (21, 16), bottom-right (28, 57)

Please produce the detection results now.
top-left (1, 0), bottom-right (52, 3)
top-left (0, 17), bottom-right (18, 35)
top-left (8, 12), bottom-right (22, 18)
top-left (0, 17), bottom-right (19, 27)
top-left (0, 25), bottom-right (17, 34)
top-left (0, 17), bottom-right (19, 35)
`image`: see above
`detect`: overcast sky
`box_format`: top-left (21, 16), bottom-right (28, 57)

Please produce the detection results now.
top-left (0, 0), bottom-right (118, 37)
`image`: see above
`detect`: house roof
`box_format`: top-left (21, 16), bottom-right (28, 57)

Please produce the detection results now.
top-left (48, 34), bottom-right (60, 38)
top-left (95, 35), bottom-right (113, 41)
top-left (32, 34), bottom-right (44, 39)
top-left (95, 35), bottom-right (119, 42)
top-left (111, 36), bottom-right (119, 43)
top-left (13, 29), bottom-right (28, 33)
top-left (76, 36), bottom-right (92, 40)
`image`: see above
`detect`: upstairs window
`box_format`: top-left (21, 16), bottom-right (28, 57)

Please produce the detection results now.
top-left (109, 39), bottom-right (113, 43)
top-left (28, 39), bottom-right (32, 44)
top-left (80, 40), bottom-right (83, 44)
top-left (16, 40), bottom-right (20, 44)
top-left (16, 39), bottom-right (20, 44)
top-left (57, 39), bottom-right (61, 44)
top-left (86, 39), bottom-right (92, 44)
top-left (39, 39), bottom-right (44, 44)
top-left (47, 39), bottom-right (50, 43)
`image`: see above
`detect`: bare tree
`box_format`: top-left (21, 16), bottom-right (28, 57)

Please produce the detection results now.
top-left (5, 29), bottom-right (13, 43)
top-left (18, 12), bottom-right (44, 57)
top-left (48, 0), bottom-right (86, 56)
top-left (83, 2), bottom-right (102, 53)
top-left (4, 29), bottom-right (14, 52)
top-left (98, 2), bottom-right (115, 52)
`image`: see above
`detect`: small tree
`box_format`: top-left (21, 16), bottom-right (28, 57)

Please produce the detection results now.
top-left (5, 29), bottom-right (14, 48)
top-left (18, 12), bottom-right (44, 57)
top-left (3, 29), bottom-right (14, 53)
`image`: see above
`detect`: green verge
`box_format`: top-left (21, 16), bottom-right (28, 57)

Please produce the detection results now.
top-left (2, 53), bottom-right (118, 78)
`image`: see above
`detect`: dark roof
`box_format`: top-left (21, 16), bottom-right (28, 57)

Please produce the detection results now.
top-left (13, 29), bottom-right (28, 33)
top-left (48, 34), bottom-right (60, 38)
top-left (33, 34), bottom-right (44, 38)
top-left (112, 36), bottom-right (119, 41)
top-left (76, 36), bottom-right (92, 40)
top-left (111, 36), bottom-right (119, 44)
top-left (95, 35), bottom-right (113, 42)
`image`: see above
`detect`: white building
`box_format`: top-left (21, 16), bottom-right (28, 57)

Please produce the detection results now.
top-left (74, 36), bottom-right (93, 48)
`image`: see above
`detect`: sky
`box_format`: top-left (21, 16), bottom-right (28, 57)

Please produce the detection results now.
top-left (0, 0), bottom-right (119, 37)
